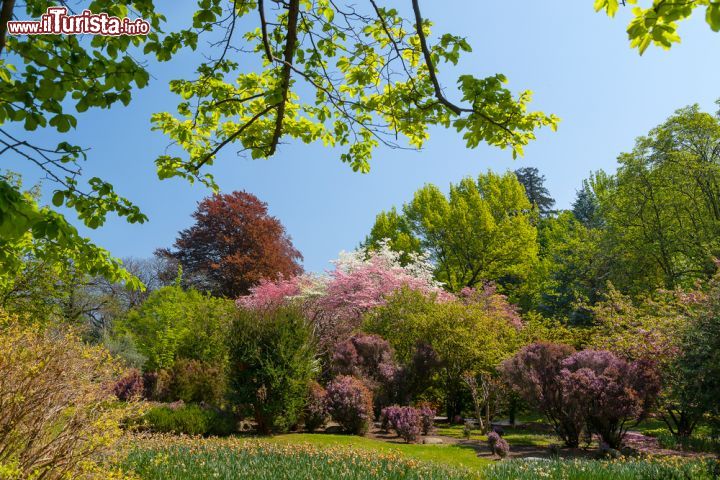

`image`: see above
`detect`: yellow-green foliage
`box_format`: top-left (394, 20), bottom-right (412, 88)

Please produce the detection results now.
top-left (0, 309), bottom-right (137, 479)
top-left (113, 285), bottom-right (235, 371)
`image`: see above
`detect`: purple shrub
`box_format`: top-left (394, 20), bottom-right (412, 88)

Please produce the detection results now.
top-left (325, 375), bottom-right (374, 435)
top-left (380, 405), bottom-right (401, 432)
top-left (560, 350), bottom-right (661, 449)
top-left (500, 342), bottom-right (582, 447)
top-left (487, 430), bottom-right (500, 449)
top-left (332, 334), bottom-right (399, 407)
top-left (487, 430), bottom-right (509, 458)
top-left (417, 402), bottom-right (435, 435)
top-left (332, 333), bottom-right (396, 380)
top-left (112, 369), bottom-right (144, 401)
top-left (304, 381), bottom-right (328, 432)
top-left (385, 405), bottom-right (422, 443)
top-left (495, 437), bottom-right (510, 458)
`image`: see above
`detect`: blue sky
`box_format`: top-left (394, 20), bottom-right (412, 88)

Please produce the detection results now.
top-left (11, 1), bottom-right (720, 273)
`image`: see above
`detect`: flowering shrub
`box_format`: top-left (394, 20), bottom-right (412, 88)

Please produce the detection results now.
top-left (380, 405), bottom-right (401, 432)
top-left (236, 275), bottom-right (320, 311)
top-left (559, 350), bottom-right (661, 449)
top-left (303, 382), bottom-right (328, 432)
top-left (0, 315), bottom-right (132, 479)
top-left (486, 430), bottom-right (510, 458)
top-left (238, 242), bottom-right (451, 351)
top-left (384, 406), bottom-right (423, 443)
top-left (417, 402), bottom-right (435, 435)
top-left (113, 368), bottom-right (145, 401)
top-left (325, 375), bottom-right (374, 435)
top-left (501, 342), bottom-right (582, 447)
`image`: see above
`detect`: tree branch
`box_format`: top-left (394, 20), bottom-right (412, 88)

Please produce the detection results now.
top-left (194, 103), bottom-right (276, 170)
top-left (0, 0), bottom-right (16, 56)
top-left (257, 0), bottom-right (274, 63)
top-left (267, 0), bottom-right (300, 156)
top-left (410, 0), bottom-right (461, 115)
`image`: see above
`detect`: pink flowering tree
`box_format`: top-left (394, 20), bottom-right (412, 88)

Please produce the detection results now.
top-left (238, 240), bottom-right (451, 351)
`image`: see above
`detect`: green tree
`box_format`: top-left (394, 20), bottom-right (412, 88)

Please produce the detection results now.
top-left (595, 0), bottom-right (720, 53)
top-left (365, 171), bottom-right (538, 297)
top-left (533, 211), bottom-right (608, 323)
top-left (113, 285), bottom-right (235, 371)
top-left (572, 179), bottom-right (602, 229)
top-left (594, 104), bottom-right (720, 293)
top-left (676, 271), bottom-right (720, 436)
top-left (514, 167), bottom-right (555, 215)
top-left (364, 288), bottom-right (519, 420)
top-left (0, 174), bottom-right (142, 290)
top-left (229, 305), bottom-right (318, 434)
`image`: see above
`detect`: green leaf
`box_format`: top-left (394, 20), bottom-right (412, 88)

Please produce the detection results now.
top-left (51, 191), bottom-right (65, 207)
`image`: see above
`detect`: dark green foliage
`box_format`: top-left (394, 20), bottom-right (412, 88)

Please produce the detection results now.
top-left (514, 167), bottom-right (555, 215)
top-left (228, 306), bottom-right (318, 434)
top-left (534, 212), bottom-right (606, 323)
top-left (572, 179), bottom-right (602, 229)
top-left (677, 272), bottom-right (720, 431)
top-left (139, 404), bottom-right (235, 437)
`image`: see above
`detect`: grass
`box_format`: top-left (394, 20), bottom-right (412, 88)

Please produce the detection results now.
top-left (120, 434), bottom-right (482, 480)
top-left (266, 433), bottom-right (490, 472)
top-left (435, 423), bottom-right (558, 448)
top-left (636, 417), bottom-right (720, 453)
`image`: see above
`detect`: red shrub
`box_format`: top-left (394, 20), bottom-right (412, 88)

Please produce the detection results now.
top-left (112, 368), bottom-right (144, 401)
top-left (303, 381), bottom-right (328, 432)
top-left (500, 342), bottom-right (581, 447)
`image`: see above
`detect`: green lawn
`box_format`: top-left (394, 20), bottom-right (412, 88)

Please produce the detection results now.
top-left (266, 433), bottom-right (490, 472)
top-left (435, 423), bottom-right (558, 447)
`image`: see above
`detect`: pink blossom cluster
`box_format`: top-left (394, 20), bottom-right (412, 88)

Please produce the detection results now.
top-left (237, 242), bottom-right (452, 348)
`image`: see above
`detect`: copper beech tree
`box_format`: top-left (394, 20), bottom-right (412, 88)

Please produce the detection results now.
top-left (159, 191), bottom-right (302, 298)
